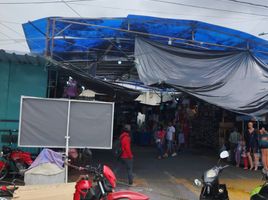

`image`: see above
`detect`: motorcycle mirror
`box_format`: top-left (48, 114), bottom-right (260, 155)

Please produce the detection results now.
top-left (194, 179), bottom-right (202, 187)
top-left (220, 150), bottom-right (229, 159)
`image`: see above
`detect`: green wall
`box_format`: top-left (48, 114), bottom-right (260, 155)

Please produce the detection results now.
top-left (0, 61), bottom-right (47, 130)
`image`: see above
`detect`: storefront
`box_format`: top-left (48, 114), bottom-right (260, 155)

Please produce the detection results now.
top-left (0, 50), bottom-right (48, 149)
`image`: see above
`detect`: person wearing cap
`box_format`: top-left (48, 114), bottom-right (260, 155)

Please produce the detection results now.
top-left (119, 124), bottom-right (134, 185)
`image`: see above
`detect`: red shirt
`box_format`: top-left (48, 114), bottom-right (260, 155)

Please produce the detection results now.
top-left (157, 130), bottom-right (166, 140)
top-left (120, 132), bottom-right (133, 159)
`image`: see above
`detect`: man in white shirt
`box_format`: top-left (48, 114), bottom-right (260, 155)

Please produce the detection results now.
top-left (164, 122), bottom-right (177, 157)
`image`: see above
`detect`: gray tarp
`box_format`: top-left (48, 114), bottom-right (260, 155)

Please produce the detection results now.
top-left (135, 38), bottom-right (268, 116)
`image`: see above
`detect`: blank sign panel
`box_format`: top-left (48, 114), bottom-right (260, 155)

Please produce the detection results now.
top-left (18, 97), bottom-right (114, 149)
top-left (19, 98), bottom-right (68, 147)
top-left (69, 101), bottom-right (113, 148)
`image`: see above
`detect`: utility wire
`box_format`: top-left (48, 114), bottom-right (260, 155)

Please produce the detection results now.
top-left (0, 22), bottom-right (47, 51)
top-left (61, 0), bottom-right (82, 17)
top-left (0, 23), bottom-right (24, 37)
top-left (48, 8), bottom-right (136, 80)
top-left (2, 0), bottom-right (268, 18)
top-left (221, 0), bottom-right (268, 9)
top-left (146, 0), bottom-right (268, 17)
top-left (0, 0), bottom-right (97, 5)
top-left (70, 2), bottom-right (267, 20)
top-left (0, 38), bottom-right (28, 41)
top-left (0, 31), bottom-right (27, 48)
top-left (0, 22), bottom-right (134, 54)
top-left (0, 41), bottom-right (26, 45)
top-left (0, 20), bottom-right (21, 25)
top-left (0, 21), bottom-right (103, 79)
top-left (0, 18), bottom-right (132, 80)
top-left (52, 3), bottom-right (133, 59)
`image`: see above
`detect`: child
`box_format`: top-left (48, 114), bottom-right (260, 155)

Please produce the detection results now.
top-left (178, 129), bottom-right (185, 152)
top-left (241, 140), bottom-right (249, 169)
top-left (235, 140), bottom-right (242, 167)
top-left (156, 125), bottom-right (166, 159)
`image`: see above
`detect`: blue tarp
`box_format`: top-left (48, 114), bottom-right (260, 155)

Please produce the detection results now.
top-left (22, 15), bottom-right (268, 115)
top-left (23, 15), bottom-right (268, 64)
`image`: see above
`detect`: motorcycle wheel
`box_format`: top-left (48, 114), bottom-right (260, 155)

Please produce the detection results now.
top-left (0, 168), bottom-right (8, 180)
top-left (200, 186), bottom-right (212, 200)
top-left (250, 194), bottom-right (267, 200)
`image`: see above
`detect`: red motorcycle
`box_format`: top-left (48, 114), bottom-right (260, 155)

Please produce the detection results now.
top-left (73, 164), bottom-right (149, 200)
top-left (0, 180), bottom-right (19, 200)
top-left (0, 146), bottom-right (33, 180)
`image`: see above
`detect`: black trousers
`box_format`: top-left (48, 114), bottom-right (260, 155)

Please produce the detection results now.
top-left (230, 142), bottom-right (237, 164)
top-left (121, 158), bottom-right (134, 184)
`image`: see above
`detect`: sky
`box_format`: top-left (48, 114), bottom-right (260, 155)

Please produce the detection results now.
top-left (0, 0), bottom-right (268, 53)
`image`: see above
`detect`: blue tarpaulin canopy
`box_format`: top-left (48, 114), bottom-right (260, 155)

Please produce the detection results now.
top-left (22, 15), bottom-right (268, 115)
top-left (23, 14), bottom-right (268, 81)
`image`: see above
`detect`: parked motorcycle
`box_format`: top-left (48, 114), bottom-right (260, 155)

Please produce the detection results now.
top-left (0, 146), bottom-right (33, 180)
top-left (194, 150), bottom-right (230, 200)
top-left (250, 169), bottom-right (268, 200)
top-left (0, 180), bottom-right (19, 200)
top-left (73, 164), bottom-right (149, 200)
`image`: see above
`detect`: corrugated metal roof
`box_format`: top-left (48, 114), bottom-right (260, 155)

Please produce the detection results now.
top-left (0, 49), bottom-right (140, 99)
top-left (0, 49), bottom-right (47, 65)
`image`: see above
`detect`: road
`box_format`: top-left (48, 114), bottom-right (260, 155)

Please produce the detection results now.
top-left (88, 146), bottom-right (264, 200)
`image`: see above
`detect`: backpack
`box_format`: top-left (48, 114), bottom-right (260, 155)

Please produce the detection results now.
top-left (113, 139), bottom-right (122, 159)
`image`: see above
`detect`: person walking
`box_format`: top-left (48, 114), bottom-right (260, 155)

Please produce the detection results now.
top-left (177, 128), bottom-right (185, 152)
top-left (244, 122), bottom-right (259, 170)
top-left (259, 126), bottom-right (268, 171)
top-left (164, 122), bottom-right (177, 157)
top-left (234, 134), bottom-right (243, 167)
top-left (241, 140), bottom-right (249, 170)
top-left (229, 127), bottom-right (241, 165)
top-left (119, 125), bottom-right (134, 185)
top-left (155, 125), bottom-right (166, 159)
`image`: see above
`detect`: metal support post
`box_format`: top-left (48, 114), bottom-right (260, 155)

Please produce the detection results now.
top-left (65, 100), bottom-right (71, 183)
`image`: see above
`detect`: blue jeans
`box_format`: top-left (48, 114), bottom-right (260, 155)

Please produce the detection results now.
top-left (167, 140), bottom-right (174, 154)
top-left (157, 142), bottom-right (163, 157)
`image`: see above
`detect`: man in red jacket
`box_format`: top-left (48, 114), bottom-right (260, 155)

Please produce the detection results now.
top-left (120, 124), bottom-right (134, 185)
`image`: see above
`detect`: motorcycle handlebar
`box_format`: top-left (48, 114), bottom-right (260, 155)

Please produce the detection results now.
top-left (70, 164), bottom-right (102, 175)
top-left (81, 166), bottom-right (95, 173)
top-left (220, 165), bottom-right (229, 170)
top-left (85, 164), bottom-right (102, 174)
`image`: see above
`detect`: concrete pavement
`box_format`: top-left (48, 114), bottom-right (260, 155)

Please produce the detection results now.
top-left (88, 146), bottom-right (264, 200)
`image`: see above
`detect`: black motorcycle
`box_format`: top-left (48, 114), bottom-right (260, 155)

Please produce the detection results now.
top-left (194, 151), bottom-right (229, 200)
